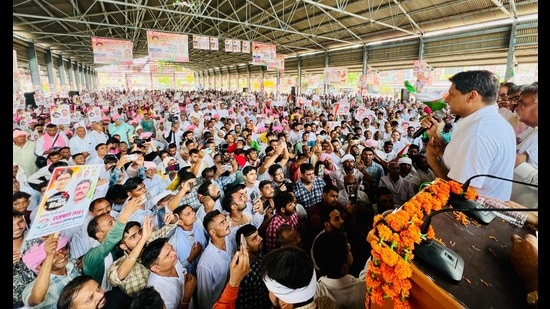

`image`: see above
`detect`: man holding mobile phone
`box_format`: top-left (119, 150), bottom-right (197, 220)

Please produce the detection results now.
top-left (232, 225), bottom-right (271, 308)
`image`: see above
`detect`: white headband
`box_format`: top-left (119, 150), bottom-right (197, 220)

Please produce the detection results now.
top-left (263, 271), bottom-right (317, 304)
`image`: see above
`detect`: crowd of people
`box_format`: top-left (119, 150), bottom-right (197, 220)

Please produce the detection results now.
top-left (12, 69), bottom-right (538, 308)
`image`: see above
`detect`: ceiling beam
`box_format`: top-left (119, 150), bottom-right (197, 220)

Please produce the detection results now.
top-left (301, 0), bottom-right (419, 37)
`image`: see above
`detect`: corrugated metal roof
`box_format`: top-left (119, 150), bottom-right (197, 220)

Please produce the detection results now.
top-left (13, 0), bottom-right (537, 71)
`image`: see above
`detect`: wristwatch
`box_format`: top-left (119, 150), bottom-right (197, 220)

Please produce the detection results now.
top-left (527, 291), bottom-right (538, 305)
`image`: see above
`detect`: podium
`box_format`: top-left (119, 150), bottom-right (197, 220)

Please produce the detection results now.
top-left (367, 209), bottom-right (536, 309)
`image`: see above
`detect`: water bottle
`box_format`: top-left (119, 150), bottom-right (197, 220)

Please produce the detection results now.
top-left (476, 196), bottom-right (527, 227)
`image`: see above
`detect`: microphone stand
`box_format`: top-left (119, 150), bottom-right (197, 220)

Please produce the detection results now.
top-left (415, 205), bottom-right (537, 282)
top-left (461, 174), bottom-right (538, 192)
top-left (415, 174), bottom-right (537, 282)
top-left (457, 174), bottom-right (538, 224)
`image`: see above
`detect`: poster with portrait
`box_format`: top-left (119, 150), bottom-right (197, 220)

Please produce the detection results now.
top-left (327, 121), bottom-right (339, 132)
top-left (224, 39), bottom-right (233, 52)
top-left (242, 41), bottom-right (251, 53)
top-left (337, 99), bottom-right (350, 115)
top-left (91, 37), bottom-right (133, 65)
top-left (252, 42), bottom-right (276, 65)
top-left (147, 30), bottom-right (189, 62)
top-left (87, 106), bottom-right (102, 122)
top-left (50, 103), bottom-right (71, 125)
top-left (210, 37), bottom-right (219, 51)
top-left (324, 67), bottom-right (348, 84)
top-left (413, 60), bottom-right (428, 75)
top-left (27, 164), bottom-right (103, 240)
top-left (231, 40), bottom-right (240, 53)
top-left (354, 106), bottom-right (375, 121)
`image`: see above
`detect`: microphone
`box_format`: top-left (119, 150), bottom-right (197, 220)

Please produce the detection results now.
top-left (415, 175), bottom-right (538, 282)
top-left (411, 109), bottom-right (447, 139)
top-left (461, 174), bottom-right (538, 192)
top-left (415, 206), bottom-right (537, 282)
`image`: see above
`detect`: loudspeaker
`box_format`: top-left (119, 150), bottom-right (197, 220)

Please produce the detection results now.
top-left (24, 92), bottom-right (36, 108)
top-left (401, 88), bottom-right (410, 102)
top-left (290, 86), bottom-right (296, 95)
top-left (68, 90), bottom-right (80, 97)
top-left (242, 87), bottom-right (248, 93)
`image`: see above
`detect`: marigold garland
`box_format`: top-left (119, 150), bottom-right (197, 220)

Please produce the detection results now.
top-left (365, 178), bottom-right (477, 308)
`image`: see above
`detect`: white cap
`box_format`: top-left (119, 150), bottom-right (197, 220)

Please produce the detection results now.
top-left (151, 190), bottom-right (174, 206)
top-left (397, 157), bottom-right (413, 166)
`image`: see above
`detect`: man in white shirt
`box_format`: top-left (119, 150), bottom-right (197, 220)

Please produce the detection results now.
top-left (196, 209), bottom-right (234, 309)
top-left (510, 83), bottom-right (538, 208)
top-left (141, 238), bottom-right (197, 309)
top-left (68, 123), bottom-right (95, 163)
top-left (420, 70), bottom-right (516, 201)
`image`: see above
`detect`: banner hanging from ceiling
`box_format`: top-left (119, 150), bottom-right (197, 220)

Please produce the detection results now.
top-left (146, 30), bottom-right (189, 62)
top-left (91, 37), bottom-right (133, 65)
top-left (252, 42), bottom-right (276, 65)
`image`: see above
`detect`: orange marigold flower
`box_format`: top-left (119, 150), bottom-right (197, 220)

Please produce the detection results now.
top-left (376, 224), bottom-right (393, 240)
top-left (369, 289), bottom-right (385, 306)
top-left (367, 178), bottom-right (455, 306)
top-left (373, 214), bottom-right (384, 226)
top-left (394, 259), bottom-right (413, 279)
top-left (380, 246), bottom-right (400, 267)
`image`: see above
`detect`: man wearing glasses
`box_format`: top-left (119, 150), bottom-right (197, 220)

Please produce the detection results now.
top-left (506, 84), bottom-right (534, 144)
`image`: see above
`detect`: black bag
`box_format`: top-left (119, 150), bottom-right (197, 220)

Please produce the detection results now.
top-left (35, 156), bottom-right (48, 169)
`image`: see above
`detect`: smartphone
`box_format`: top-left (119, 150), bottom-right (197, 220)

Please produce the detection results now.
top-left (318, 165), bottom-right (325, 175)
top-left (251, 191), bottom-right (259, 203)
top-left (165, 163), bottom-right (180, 174)
top-left (144, 192), bottom-right (153, 202)
top-left (126, 154), bottom-right (138, 161)
top-left (188, 181), bottom-right (198, 191)
top-left (240, 234), bottom-right (247, 250)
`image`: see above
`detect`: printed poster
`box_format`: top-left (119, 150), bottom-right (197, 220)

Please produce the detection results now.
top-left (92, 37), bottom-right (133, 65)
top-left (324, 67), bottom-right (348, 84)
top-left (337, 99), bottom-right (350, 115)
top-left (26, 165), bottom-right (103, 240)
top-left (50, 104), bottom-right (71, 125)
top-left (224, 39), bottom-right (233, 52)
top-left (242, 41), bottom-right (250, 53)
top-left (413, 60), bottom-right (428, 74)
top-left (252, 42), bottom-right (276, 65)
top-left (210, 37), bottom-right (219, 51)
top-left (232, 40), bottom-right (241, 53)
top-left (87, 106), bottom-right (102, 122)
top-left (147, 30), bottom-right (189, 62)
